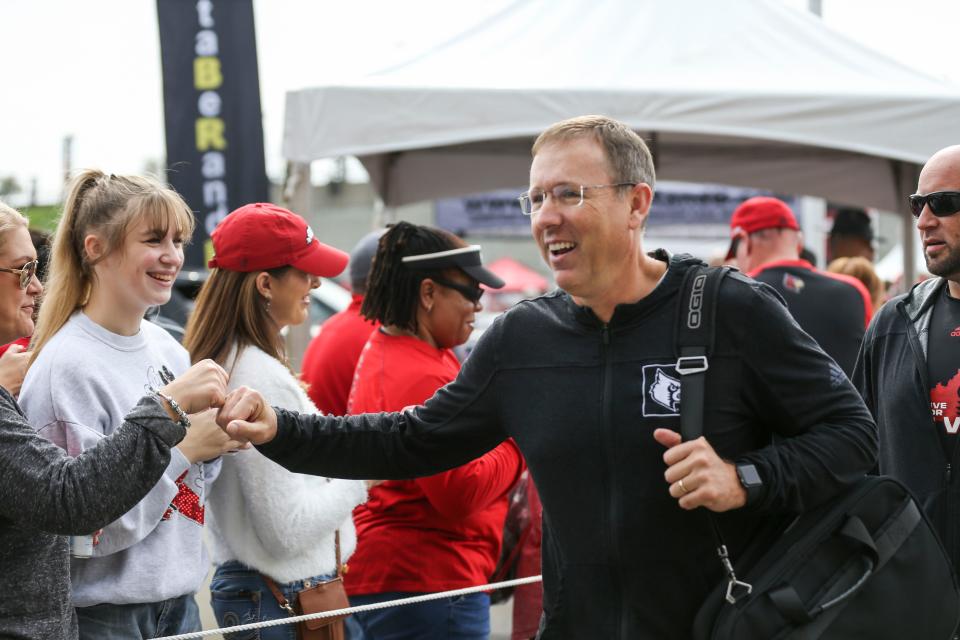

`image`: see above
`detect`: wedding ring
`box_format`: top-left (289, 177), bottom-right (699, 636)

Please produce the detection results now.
top-left (678, 478), bottom-right (689, 494)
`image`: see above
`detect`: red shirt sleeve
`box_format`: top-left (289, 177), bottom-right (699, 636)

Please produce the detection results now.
top-left (417, 438), bottom-right (525, 520)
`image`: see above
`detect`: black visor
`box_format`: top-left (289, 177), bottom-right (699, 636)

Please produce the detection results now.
top-left (401, 245), bottom-right (505, 289)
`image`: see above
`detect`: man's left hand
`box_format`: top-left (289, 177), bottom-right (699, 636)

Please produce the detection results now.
top-left (653, 428), bottom-right (747, 512)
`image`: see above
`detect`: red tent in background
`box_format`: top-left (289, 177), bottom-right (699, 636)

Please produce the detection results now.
top-left (485, 257), bottom-right (550, 295)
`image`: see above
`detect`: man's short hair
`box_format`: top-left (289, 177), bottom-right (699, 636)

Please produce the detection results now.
top-left (532, 115), bottom-right (656, 189)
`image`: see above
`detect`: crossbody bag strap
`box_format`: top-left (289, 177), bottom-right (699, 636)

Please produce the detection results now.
top-left (261, 573), bottom-right (297, 615)
top-left (675, 264), bottom-right (752, 604)
top-left (335, 529), bottom-right (343, 577)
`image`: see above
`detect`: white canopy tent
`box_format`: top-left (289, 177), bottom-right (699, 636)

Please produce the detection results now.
top-left (283, 0), bottom-right (960, 283)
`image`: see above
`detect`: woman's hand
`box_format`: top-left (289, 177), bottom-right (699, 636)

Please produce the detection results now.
top-left (160, 359), bottom-right (229, 414)
top-left (0, 344), bottom-right (30, 396)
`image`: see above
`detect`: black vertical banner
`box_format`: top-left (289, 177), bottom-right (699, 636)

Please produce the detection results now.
top-left (157, 0), bottom-right (269, 268)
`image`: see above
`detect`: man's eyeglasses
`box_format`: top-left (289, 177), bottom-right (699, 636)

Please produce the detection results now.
top-left (431, 277), bottom-right (484, 304)
top-left (0, 260), bottom-right (38, 289)
top-left (518, 183), bottom-right (637, 216)
top-left (908, 191), bottom-right (960, 219)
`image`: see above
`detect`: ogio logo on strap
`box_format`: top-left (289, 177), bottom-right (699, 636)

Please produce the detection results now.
top-left (687, 274), bottom-right (706, 329)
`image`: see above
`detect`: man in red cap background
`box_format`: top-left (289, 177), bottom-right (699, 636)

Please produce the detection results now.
top-left (727, 196), bottom-right (872, 376)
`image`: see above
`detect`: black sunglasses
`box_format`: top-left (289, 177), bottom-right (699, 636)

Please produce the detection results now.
top-left (908, 191), bottom-right (960, 219)
top-left (0, 259), bottom-right (38, 289)
top-left (431, 277), bottom-right (484, 304)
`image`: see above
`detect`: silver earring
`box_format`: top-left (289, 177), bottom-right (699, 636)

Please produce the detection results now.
top-left (265, 297), bottom-right (272, 311)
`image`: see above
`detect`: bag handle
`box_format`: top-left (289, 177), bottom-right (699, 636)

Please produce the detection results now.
top-left (768, 500), bottom-right (921, 627)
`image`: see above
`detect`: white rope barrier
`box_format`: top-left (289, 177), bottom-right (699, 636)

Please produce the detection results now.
top-left (154, 574), bottom-right (543, 640)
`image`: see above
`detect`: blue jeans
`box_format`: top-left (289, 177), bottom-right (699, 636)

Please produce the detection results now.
top-left (210, 560), bottom-right (339, 640)
top-left (345, 592), bottom-right (490, 640)
top-left (76, 594), bottom-right (200, 640)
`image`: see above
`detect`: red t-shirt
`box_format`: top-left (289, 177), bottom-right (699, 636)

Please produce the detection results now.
top-left (300, 295), bottom-right (377, 416)
top-left (344, 330), bottom-right (524, 595)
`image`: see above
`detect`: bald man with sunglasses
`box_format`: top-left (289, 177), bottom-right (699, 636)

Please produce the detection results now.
top-left (853, 144), bottom-right (960, 581)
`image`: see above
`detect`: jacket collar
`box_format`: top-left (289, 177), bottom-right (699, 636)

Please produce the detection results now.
top-left (567, 250), bottom-right (704, 328)
top-left (900, 277), bottom-right (946, 323)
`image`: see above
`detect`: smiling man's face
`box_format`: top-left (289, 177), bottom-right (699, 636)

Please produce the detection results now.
top-left (528, 136), bottom-right (641, 303)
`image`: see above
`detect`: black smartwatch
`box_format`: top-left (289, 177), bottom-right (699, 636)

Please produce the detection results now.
top-left (736, 462), bottom-right (763, 506)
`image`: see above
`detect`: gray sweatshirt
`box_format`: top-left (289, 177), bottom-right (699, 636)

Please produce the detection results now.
top-left (18, 312), bottom-right (218, 607)
top-left (0, 389), bottom-right (184, 640)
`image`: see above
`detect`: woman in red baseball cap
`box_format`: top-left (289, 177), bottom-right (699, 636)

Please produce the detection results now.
top-left (343, 221), bottom-right (524, 640)
top-left (19, 170), bottom-right (243, 640)
top-left (183, 202), bottom-right (368, 640)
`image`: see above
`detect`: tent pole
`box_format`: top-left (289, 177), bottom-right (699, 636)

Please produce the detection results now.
top-left (893, 160), bottom-right (918, 287)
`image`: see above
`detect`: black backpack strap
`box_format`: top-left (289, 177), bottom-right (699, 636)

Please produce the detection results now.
top-left (676, 264), bottom-right (730, 443)
top-left (675, 264), bottom-right (752, 604)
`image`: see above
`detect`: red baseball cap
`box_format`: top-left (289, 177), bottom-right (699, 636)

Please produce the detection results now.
top-left (208, 203), bottom-right (349, 277)
top-left (725, 197), bottom-right (799, 259)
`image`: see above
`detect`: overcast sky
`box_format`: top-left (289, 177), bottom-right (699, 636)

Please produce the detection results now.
top-left (1, 0), bottom-right (958, 206)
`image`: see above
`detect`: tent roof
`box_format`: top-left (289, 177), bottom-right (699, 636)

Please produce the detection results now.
top-left (283, 0), bottom-right (960, 213)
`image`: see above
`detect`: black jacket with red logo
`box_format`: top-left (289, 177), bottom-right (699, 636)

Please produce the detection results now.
top-left (749, 259), bottom-right (872, 378)
top-left (852, 276), bottom-right (960, 573)
top-left (258, 252), bottom-right (877, 640)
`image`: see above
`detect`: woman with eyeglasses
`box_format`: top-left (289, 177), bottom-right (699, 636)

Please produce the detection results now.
top-left (343, 221), bottom-right (524, 640)
top-left (182, 203), bottom-right (369, 640)
top-left (0, 201), bottom-right (231, 640)
top-left (19, 171), bottom-right (243, 640)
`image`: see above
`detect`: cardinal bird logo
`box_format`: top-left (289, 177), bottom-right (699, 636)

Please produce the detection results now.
top-left (161, 470), bottom-right (205, 525)
top-left (782, 273), bottom-right (806, 294)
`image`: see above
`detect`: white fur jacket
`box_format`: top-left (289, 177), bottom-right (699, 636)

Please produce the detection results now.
top-left (205, 344), bottom-right (367, 583)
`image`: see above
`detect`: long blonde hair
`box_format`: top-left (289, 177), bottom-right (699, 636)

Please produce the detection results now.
top-left (183, 266), bottom-right (290, 368)
top-left (30, 170), bottom-right (195, 362)
top-left (0, 201), bottom-right (29, 251)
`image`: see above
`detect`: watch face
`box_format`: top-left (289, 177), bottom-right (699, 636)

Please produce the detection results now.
top-left (738, 464), bottom-right (762, 487)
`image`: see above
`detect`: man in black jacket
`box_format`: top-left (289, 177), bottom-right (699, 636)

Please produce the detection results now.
top-left (853, 144), bottom-right (960, 575)
top-left (219, 116), bottom-right (877, 639)
top-left (726, 196), bottom-right (873, 376)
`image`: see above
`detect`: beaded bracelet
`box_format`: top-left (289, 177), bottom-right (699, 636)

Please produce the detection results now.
top-left (155, 390), bottom-right (191, 429)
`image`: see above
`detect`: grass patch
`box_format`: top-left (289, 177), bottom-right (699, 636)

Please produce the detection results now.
top-left (21, 204), bottom-right (61, 232)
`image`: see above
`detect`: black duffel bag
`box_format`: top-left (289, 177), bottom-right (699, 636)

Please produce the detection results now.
top-left (676, 266), bottom-right (960, 639)
top-left (691, 475), bottom-right (960, 639)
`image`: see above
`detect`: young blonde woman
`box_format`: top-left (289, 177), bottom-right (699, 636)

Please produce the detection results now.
top-left (183, 203), bottom-right (368, 639)
top-left (0, 200), bottom-right (231, 640)
top-left (18, 171), bottom-right (242, 640)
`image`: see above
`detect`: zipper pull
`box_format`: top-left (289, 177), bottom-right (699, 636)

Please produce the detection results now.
top-left (602, 324), bottom-right (610, 346)
top-left (948, 464), bottom-right (952, 484)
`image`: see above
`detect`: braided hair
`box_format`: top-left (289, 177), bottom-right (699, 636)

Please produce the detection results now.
top-left (361, 221), bottom-right (466, 332)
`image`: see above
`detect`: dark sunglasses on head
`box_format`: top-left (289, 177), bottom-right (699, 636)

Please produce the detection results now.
top-left (431, 277), bottom-right (484, 304)
top-left (0, 259), bottom-right (38, 289)
top-left (908, 191), bottom-right (960, 219)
